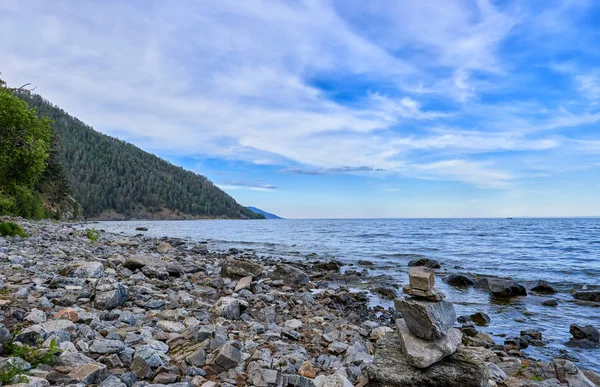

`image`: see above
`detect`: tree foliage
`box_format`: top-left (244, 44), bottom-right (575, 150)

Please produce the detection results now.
top-left (0, 79), bottom-right (51, 188)
top-left (16, 92), bottom-right (264, 219)
top-left (0, 78), bottom-right (53, 218)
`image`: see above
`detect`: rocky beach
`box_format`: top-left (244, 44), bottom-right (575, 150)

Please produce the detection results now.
top-left (0, 219), bottom-right (599, 387)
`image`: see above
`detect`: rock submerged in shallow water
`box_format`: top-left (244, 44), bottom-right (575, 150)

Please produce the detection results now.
top-left (470, 312), bottom-right (491, 326)
top-left (573, 290), bottom-right (600, 302)
top-left (407, 258), bottom-right (441, 269)
top-left (445, 273), bottom-right (474, 287)
top-left (395, 298), bottom-right (456, 340)
top-left (529, 280), bottom-right (557, 294)
top-left (567, 324), bottom-right (600, 348)
top-left (474, 278), bottom-right (526, 298)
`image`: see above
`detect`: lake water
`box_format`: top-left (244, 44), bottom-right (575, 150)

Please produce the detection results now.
top-left (97, 218), bottom-right (600, 371)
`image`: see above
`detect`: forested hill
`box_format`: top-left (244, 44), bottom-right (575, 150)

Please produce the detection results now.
top-left (15, 92), bottom-right (264, 220)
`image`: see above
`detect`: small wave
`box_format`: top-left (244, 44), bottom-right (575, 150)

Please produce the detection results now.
top-left (376, 253), bottom-right (429, 259)
top-left (355, 233), bottom-right (394, 238)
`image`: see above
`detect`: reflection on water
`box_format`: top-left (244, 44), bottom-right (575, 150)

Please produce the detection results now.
top-left (97, 218), bottom-right (600, 371)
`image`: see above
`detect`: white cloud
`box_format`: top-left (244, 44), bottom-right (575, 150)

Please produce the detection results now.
top-left (0, 0), bottom-right (596, 191)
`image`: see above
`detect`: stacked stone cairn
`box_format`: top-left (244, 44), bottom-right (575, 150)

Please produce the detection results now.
top-left (393, 266), bottom-right (462, 368)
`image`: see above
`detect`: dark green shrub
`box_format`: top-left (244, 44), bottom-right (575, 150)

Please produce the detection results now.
top-left (12, 185), bottom-right (46, 219)
top-left (0, 222), bottom-right (27, 237)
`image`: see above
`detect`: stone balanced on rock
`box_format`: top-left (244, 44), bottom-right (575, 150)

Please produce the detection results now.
top-left (394, 267), bottom-right (461, 368)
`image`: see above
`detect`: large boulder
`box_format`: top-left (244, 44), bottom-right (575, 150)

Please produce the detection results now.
top-left (123, 255), bottom-right (157, 270)
top-left (396, 319), bottom-right (462, 368)
top-left (394, 298), bottom-right (456, 340)
top-left (368, 331), bottom-right (489, 386)
top-left (94, 278), bottom-right (129, 309)
top-left (269, 264), bottom-right (309, 285)
top-left (220, 257), bottom-right (263, 279)
top-left (474, 278), bottom-right (526, 298)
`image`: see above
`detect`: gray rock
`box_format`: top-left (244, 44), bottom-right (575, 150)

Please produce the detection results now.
top-left (445, 273), bottom-right (474, 287)
top-left (61, 261), bottom-right (104, 278)
top-left (130, 356), bottom-right (152, 379)
top-left (68, 362), bottom-right (109, 384)
top-left (185, 348), bottom-right (206, 367)
top-left (100, 375), bottom-right (127, 387)
top-left (220, 257), bottom-right (263, 279)
top-left (407, 258), bottom-right (440, 269)
top-left (89, 339), bottom-right (126, 354)
top-left (156, 241), bottom-right (172, 253)
top-left (368, 332), bottom-right (488, 386)
top-left (573, 290), bottom-right (600, 302)
top-left (569, 324), bottom-right (599, 343)
top-left (269, 263), bottom-right (309, 285)
top-left (394, 298), bottom-right (456, 340)
top-left (401, 285), bottom-right (445, 301)
top-left (234, 275), bottom-right (253, 292)
top-left (94, 278), bottom-right (129, 309)
top-left (209, 296), bottom-right (248, 320)
top-left (313, 374), bottom-right (353, 387)
top-left (0, 323), bottom-right (11, 344)
top-left (474, 278), bottom-right (526, 298)
top-left (396, 319), bottom-right (462, 368)
top-left (213, 342), bottom-right (241, 370)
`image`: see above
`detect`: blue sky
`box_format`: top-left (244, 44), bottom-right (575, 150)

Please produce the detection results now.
top-left (1, 0), bottom-right (600, 218)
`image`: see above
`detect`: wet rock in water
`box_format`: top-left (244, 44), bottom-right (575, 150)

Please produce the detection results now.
top-left (542, 299), bottom-right (559, 307)
top-left (566, 324), bottom-right (600, 348)
top-left (358, 260), bottom-right (374, 267)
top-left (135, 227), bottom-right (148, 231)
top-left (220, 257), bottom-right (263, 279)
top-left (368, 331), bottom-right (489, 386)
top-left (470, 312), bottom-right (490, 326)
top-left (373, 286), bottom-right (397, 300)
top-left (445, 273), bottom-right (474, 287)
top-left (407, 258), bottom-right (441, 269)
top-left (269, 263), bottom-right (309, 285)
top-left (315, 261), bottom-right (341, 272)
top-left (530, 280), bottom-right (558, 294)
top-left (396, 319), bottom-right (462, 368)
top-left (394, 299), bottom-right (456, 340)
top-left (573, 290), bottom-right (600, 302)
top-left (473, 278), bottom-right (527, 298)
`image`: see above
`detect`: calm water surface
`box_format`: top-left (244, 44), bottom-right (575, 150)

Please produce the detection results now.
top-left (97, 218), bottom-right (600, 371)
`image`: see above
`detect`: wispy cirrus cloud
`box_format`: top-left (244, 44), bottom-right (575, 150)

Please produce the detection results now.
top-left (0, 0), bottom-right (599, 194)
top-left (218, 180), bottom-right (277, 191)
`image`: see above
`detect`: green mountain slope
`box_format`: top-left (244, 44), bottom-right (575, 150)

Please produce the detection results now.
top-left (16, 91), bottom-right (263, 220)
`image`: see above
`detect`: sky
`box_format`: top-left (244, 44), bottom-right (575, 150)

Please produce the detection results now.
top-left (1, 0), bottom-right (600, 218)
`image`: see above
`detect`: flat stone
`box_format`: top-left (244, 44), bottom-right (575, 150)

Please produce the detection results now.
top-left (68, 362), bottom-right (108, 384)
top-left (402, 286), bottom-right (445, 301)
top-left (89, 339), bottom-right (126, 354)
top-left (234, 276), bottom-right (253, 292)
top-left (396, 319), bottom-right (462, 369)
top-left (395, 298), bottom-right (456, 340)
top-left (408, 267), bottom-right (435, 291)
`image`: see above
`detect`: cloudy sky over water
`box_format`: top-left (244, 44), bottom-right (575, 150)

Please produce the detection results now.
top-left (1, 0), bottom-right (600, 218)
